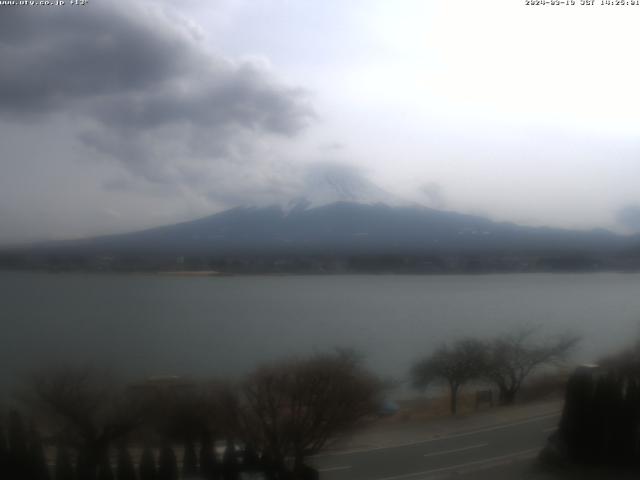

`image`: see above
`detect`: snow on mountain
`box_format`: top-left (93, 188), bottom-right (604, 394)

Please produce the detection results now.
top-left (283, 162), bottom-right (404, 213)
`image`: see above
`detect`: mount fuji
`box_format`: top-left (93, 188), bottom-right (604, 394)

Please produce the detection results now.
top-left (2, 165), bottom-right (639, 272)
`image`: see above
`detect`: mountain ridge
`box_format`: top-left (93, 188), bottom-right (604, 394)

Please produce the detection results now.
top-left (4, 200), bottom-right (636, 255)
top-left (3, 200), bottom-right (640, 273)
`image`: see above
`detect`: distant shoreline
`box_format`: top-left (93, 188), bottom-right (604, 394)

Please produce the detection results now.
top-left (2, 268), bottom-right (640, 277)
top-left (155, 270), bottom-right (227, 277)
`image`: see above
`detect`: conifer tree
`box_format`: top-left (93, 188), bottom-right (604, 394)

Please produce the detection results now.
top-left (54, 446), bottom-right (74, 480)
top-left (0, 424), bottom-right (9, 474)
top-left (626, 378), bottom-right (640, 464)
top-left (157, 444), bottom-right (178, 480)
top-left (182, 439), bottom-right (198, 478)
top-left (29, 425), bottom-right (50, 480)
top-left (242, 443), bottom-right (259, 471)
top-left (558, 368), bottom-right (594, 463)
top-left (199, 434), bottom-right (216, 479)
top-left (115, 445), bottom-right (136, 480)
top-left (139, 446), bottom-right (156, 480)
top-left (222, 441), bottom-right (238, 480)
top-left (97, 451), bottom-right (114, 480)
top-left (8, 410), bottom-right (30, 478)
top-left (76, 447), bottom-right (98, 480)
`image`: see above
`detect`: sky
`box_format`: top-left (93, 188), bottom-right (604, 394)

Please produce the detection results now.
top-left (2, 0), bottom-right (640, 244)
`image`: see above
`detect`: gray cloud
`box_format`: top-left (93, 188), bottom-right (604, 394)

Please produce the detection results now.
top-left (616, 205), bottom-right (640, 233)
top-left (0, 2), bottom-right (314, 190)
top-left (0, 5), bottom-right (194, 114)
top-left (420, 182), bottom-right (446, 209)
top-left (6, 1), bottom-right (636, 244)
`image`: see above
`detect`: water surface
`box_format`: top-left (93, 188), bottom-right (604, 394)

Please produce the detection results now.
top-left (1, 271), bottom-right (639, 393)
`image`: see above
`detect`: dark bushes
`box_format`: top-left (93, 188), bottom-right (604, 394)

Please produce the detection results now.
top-left (1, 351), bottom-right (376, 480)
top-left (551, 365), bottom-right (640, 469)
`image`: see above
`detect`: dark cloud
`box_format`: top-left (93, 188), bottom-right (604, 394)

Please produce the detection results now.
top-left (0, 5), bottom-right (193, 113)
top-left (0, 2), bottom-right (314, 188)
top-left (616, 205), bottom-right (640, 232)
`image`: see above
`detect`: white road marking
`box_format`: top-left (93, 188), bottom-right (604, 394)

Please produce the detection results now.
top-left (313, 411), bottom-right (560, 458)
top-left (318, 465), bottom-right (352, 473)
top-left (374, 448), bottom-right (540, 480)
top-left (423, 442), bottom-right (488, 458)
top-left (542, 426), bottom-right (557, 433)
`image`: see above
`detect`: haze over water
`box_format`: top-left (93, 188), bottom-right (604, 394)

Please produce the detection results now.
top-left (3, 271), bottom-right (640, 394)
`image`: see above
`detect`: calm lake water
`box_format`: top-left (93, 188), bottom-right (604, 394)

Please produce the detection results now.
top-left (2, 271), bottom-right (640, 393)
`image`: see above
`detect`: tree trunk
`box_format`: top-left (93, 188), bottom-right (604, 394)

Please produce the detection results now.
top-left (261, 453), bottom-right (287, 480)
top-left (499, 387), bottom-right (517, 405)
top-left (293, 452), bottom-right (304, 479)
top-left (293, 454), bottom-right (318, 480)
top-left (450, 384), bottom-right (459, 415)
top-left (77, 447), bottom-right (100, 480)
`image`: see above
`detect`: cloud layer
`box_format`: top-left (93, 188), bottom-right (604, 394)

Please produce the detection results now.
top-left (617, 206), bottom-right (640, 233)
top-left (3, 0), bottom-right (640, 244)
top-left (0, 2), bottom-right (314, 198)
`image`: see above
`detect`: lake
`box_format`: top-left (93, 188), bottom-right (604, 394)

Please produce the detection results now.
top-left (1, 271), bottom-right (640, 394)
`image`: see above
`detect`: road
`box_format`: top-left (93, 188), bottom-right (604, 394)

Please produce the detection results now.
top-left (311, 412), bottom-right (560, 480)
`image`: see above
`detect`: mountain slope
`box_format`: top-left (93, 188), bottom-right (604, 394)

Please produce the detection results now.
top-left (26, 201), bottom-right (636, 257)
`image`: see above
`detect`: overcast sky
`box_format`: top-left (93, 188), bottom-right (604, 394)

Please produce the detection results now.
top-left (2, 0), bottom-right (640, 244)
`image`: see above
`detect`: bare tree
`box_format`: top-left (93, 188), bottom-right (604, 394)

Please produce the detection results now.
top-left (26, 367), bottom-right (144, 478)
top-left (484, 327), bottom-right (580, 405)
top-left (240, 351), bottom-right (382, 478)
top-left (411, 339), bottom-right (486, 415)
top-left (135, 379), bottom-right (220, 443)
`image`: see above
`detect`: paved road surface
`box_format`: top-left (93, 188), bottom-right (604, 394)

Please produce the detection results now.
top-left (311, 412), bottom-right (560, 480)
